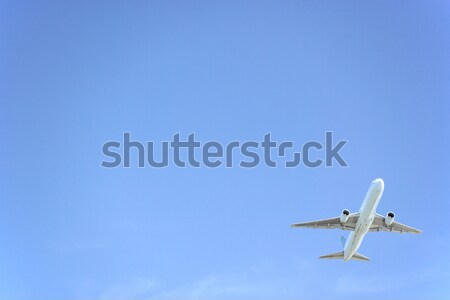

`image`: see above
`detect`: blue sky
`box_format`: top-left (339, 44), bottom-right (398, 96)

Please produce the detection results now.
top-left (1, 1), bottom-right (449, 299)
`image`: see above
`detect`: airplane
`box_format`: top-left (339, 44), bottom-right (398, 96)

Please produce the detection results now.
top-left (291, 178), bottom-right (422, 261)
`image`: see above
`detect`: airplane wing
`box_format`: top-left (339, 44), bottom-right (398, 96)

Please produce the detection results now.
top-left (370, 213), bottom-right (422, 234)
top-left (291, 213), bottom-right (359, 231)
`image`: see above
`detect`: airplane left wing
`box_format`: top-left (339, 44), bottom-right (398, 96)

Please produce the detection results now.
top-left (291, 214), bottom-right (359, 231)
top-left (370, 214), bottom-right (422, 234)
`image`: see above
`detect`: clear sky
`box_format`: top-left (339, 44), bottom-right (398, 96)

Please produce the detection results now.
top-left (1, 1), bottom-right (449, 299)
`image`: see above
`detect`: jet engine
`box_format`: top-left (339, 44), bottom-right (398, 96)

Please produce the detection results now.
top-left (385, 212), bottom-right (395, 226)
top-left (340, 209), bottom-right (350, 223)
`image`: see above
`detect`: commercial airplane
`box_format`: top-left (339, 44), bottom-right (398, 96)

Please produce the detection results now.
top-left (291, 178), bottom-right (422, 261)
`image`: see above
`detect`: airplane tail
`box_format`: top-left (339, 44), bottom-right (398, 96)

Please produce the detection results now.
top-left (320, 237), bottom-right (370, 261)
top-left (319, 251), bottom-right (370, 261)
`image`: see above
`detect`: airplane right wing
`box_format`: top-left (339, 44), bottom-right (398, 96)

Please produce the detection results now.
top-left (291, 214), bottom-right (359, 231)
top-left (370, 213), bottom-right (422, 234)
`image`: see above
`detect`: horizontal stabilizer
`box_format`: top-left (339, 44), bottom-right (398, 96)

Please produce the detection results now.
top-left (351, 252), bottom-right (370, 261)
top-left (319, 251), bottom-right (345, 260)
top-left (319, 251), bottom-right (370, 261)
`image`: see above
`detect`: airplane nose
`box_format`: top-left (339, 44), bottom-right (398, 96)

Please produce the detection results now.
top-left (372, 178), bottom-right (384, 191)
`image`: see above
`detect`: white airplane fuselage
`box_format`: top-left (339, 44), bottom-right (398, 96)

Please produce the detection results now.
top-left (343, 178), bottom-right (384, 261)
